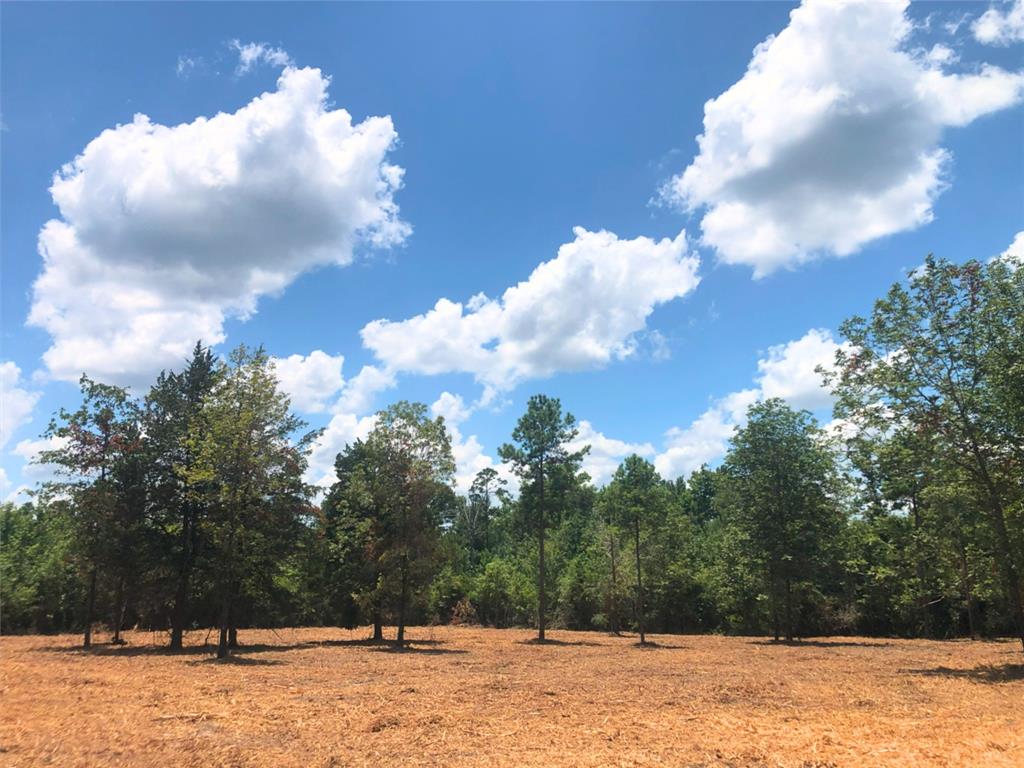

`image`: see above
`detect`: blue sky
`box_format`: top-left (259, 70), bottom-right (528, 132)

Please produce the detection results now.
top-left (2, 0), bottom-right (1022, 496)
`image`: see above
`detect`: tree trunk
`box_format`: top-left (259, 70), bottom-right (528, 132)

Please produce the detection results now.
top-left (217, 590), bottom-right (231, 659)
top-left (226, 595), bottom-right (240, 649)
top-left (784, 577), bottom-right (794, 642)
top-left (634, 517), bottom-right (646, 645)
top-left (956, 535), bottom-right (980, 640)
top-left (396, 555), bottom-right (409, 649)
top-left (169, 514), bottom-right (194, 650)
top-left (769, 566), bottom-right (780, 642)
top-left (372, 607), bottom-right (383, 642)
top-left (537, 462), bottom-right (546, 642)
top-left (608, 532), bottom-right (620, 636)
top-left (83, 568), bottom-right (97, 649)
top-left (111, 576), bottom-right (126, 644)
top-left (911, 494), bottom-right (933, 638)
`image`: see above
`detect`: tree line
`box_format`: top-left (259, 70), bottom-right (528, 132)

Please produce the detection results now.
top-left (2, 256), bottom-right (1021, 653)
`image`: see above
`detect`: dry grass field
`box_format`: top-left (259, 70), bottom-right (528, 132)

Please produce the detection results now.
top-left (1, 626), bottom-right (1021, 768)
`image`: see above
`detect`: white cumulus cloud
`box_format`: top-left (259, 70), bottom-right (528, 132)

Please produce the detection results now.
top-left (655, 328), bottom-right (844, 479)
top-left (361, 226), bottom-right (699, 395)
top-left (29, 65), bottom-right (409, 387)
top-left (304, 412), bottom-right (378, 490)
top-left (231, 40), bottom-right (294, 74)
top-left (663, 0), bottom-right (1024, 277)
top-left (272, 351), bottom-right (345, 413)
top-left (973, 1), bottom-right (1024, 45)
top-left (569, 420), bottom-right (655, 486)
top-left (996, 231), bottom-right (1024, 266)
top-left (756, 328), bottom-right (847, 410)
top-left (1, 362), bottom-right (42, 451)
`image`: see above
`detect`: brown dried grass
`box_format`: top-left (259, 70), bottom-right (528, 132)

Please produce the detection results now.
top-left (1, 626), bottom-right (1021, 767)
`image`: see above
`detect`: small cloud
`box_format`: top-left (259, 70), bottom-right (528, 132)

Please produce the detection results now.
top-left (973, 0), bottom-right (1024, 46)
top-left (230, 39), bottom-right (294, 75)
top-left (176, 54), bottom-right (204, 79)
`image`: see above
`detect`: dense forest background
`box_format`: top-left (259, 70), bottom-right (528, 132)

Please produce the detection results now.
top-left (2, 257), bottom-right (1022, 655)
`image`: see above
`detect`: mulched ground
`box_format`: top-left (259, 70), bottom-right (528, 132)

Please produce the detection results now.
top-left (1, 626), bottom-right (1021, 767)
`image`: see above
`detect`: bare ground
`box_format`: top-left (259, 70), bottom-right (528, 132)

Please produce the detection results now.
top-left (1, 626), bottom-right (1021, 767)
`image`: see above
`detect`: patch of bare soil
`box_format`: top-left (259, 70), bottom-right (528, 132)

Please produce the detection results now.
top-left (1, 626), bottom-right (1020, 767)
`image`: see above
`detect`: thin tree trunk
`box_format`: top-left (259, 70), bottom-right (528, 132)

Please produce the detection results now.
top-left (83, 568), bottom-right (97, 649)
top-left (956, 535), bottom-right (980, 640)
top-left (217, 590), bottom-right (231, 659)
top-left (372, 606), bottom-right (383, 641)
top-left (169, 513), bottom-right (194, 650)
top-left (537, 461), bottom-right (546, 642)
top-left (784, 577), bottom-right (794, 642)
top-left (396, 556), bottom-right (409, 649)
top-left (608, 532), bottom-right (620, 636)
top-left (228, 602), bottom-right (239, 649)
top-left (634, 516), bottom-right (646, 645)
top-left (769, 566), bottom-right (780, 642)
top-left (111, 576), bottom-right (126, 644)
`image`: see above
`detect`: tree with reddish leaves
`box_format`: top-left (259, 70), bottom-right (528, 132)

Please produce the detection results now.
top-left (40, 378), bottom-right (147, 649)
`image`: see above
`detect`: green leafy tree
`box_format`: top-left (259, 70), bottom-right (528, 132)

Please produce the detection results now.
top-left (0, 500), bottom-right (81, 633)
top-left (144, 342), bottom-right (220, 649)
top-left (828, 257), bottom-right (1024, 648)
top-left (365, 401), bottom-right (455, 648)
top-left (188, 345), bottom-right (319, 658)
top-left (719, 399), bottom-right (844, 641)
top-left (499, 397), bottom-right (589, 643)
top-left (499, 395), bottom-right (588, 641)
top-left (604, 455), bottom-right (666, 644)
top-left (322, 439), bottom-right (388, 638)
top-left (457, 467), bottom-right (507, 566)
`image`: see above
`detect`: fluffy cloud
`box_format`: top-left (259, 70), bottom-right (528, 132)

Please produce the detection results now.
top-left (756, 328), bottom-right (847, 410)
top-left (12, 436), bottom-right (66, 478)
top-left (362, 227), bottom-right (699, 394)
top-left (272, 351), bottom-right (345, 413)
top-left (663, 0), bottom-right (1024, 276)
top-left (1, 362), bottom-right (41, 451)
top-left (428, 392), bottom-right (503, 493)
top-left (304, 412), bottom-right (378, 489)
top-left (655, 328), bottom-right (843, 479)
top-left (996, 231), bottom-right (1024, 266)
top-left (655, 389), bottom-right (759, 480)
top-left (231, 40), bottom-right (294, 74)
top-left (568, 420), bottom-right (655, 486)
top-left (333, 365), bottom-right (397, 416)
top-left (29, 65), bottom-right (409, 387)
top-left (973, 1), bottom-right (1024, 45)
top-left (431, 391), bottom-right (474, 426)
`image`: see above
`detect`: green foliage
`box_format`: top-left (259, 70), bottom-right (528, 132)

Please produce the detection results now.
top-left (4, 257), bottom-right (1020, 646)
top-left (470, 557), bottom-right (535, 628)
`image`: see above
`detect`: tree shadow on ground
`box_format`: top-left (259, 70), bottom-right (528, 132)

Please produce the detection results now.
top-left (748, 639), bottom-right (893, 648)
top-left (372, 643), bottom-right (467, 655)
top-left (41, 634), bottom-right (458, 658)
top-left (189, 655), bottom-right (286, 667)
top-left (633, 640), bottom-right (687, 650)
top-left (42, 641), bottom-right (308, 657)
top-left (908, 664), bottom-right (1024, 684)
top-left (516, 637), bottom-right (603, 647)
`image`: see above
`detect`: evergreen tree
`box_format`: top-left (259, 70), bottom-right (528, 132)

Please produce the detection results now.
top-left (499, 395), bottom-right (587, 641)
